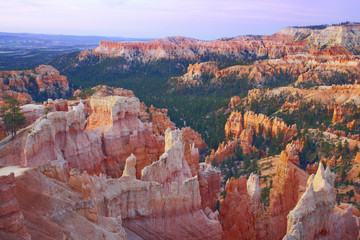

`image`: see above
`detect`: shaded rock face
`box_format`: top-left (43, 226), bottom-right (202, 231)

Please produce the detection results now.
top-left (0, 65), bottom-right (69, 104)
top-left (198, 163), bottom-right (221, 211)
top-left (284, 163), bottom-right (359, 240)
top-left (219, 177), bottom-right (256, 240)
top-left (0, 173), bottom-right (31, 240)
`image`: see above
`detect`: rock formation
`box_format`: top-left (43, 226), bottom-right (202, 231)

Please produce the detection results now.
top-left (228, 96), bottom-right (241, 109)
top-left (247, 173), bottom-right (261, 204)
top-left (147, 105), bottom-right (175, 136)
top-left (269, 151), bottom-right (299, 239)
top-left (85, 24), bottom-right (360, 63)
top-left (169, 61), bottom-right (219, 88)
top-left (220, 176), bottom-right (256, 240)
top-left (86, 95), bottom-right (164, 178)
top-left (306, 162), bottom-right (319, 175)
top-left (181, 127), bottom-right (206, 176)
top-left (225, 111), bottom-right (243, 139)
top-left (284, 163), bottom-right (358, 240)
top-left (0, 108), bottom-right (222, 240)
top-left (20, 104), bottom-right (44, 125)
top-left (0, 65), bottom-right (69, 104)
top-left (198, 163), bottom-right (221, 211)
top-left (225, 111), bottom-right (297, 143)
top-left (205, 140), bottom-right (241, 164)
top-left (102, 129), bottom-right (222, 239)
top-left (0, 107), bottom-right (105, 176)
top-left (0, 173), bottom-right (31, 240)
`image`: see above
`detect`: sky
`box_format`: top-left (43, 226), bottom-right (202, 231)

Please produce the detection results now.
top-left (1, 0), bottom-right (359, 40)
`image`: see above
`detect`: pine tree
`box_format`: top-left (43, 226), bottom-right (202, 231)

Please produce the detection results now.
top-left (0, 98), bottom-right (26, 137)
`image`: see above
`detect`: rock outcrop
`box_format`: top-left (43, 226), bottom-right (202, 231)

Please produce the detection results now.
top-left (198, 163), bottom-right (221, 211)
top-left (284, 163), bottom-right (358, 240)
top-left (169, 61), bottom-right (220, 88)
top-left (0, 173), bottom-right (30, 240)
top-left (269, 151), bottom-right (299, 239)
top-left (86, 95), bottom-right (164, 178)
top-left (0, 110), bottom-right (222, 240)
top-left (0, 108), bottom-right (105, 176)
top-left (86, 24), bottom-right (360, 63)
top-left (102, 129), bottom-right (222, 239)
top-left (225, 111), bottom-right (297, 143)
top-left (205, 140), bottom-right (240, 164)
top-left (0, 65), bottom-right (69, 105)
top-left (220, 177), bottom-right (256, 240)
top-left (228, 96), bottom-right (241, 109)
top-left (247, 173), bottom-right (261, 204)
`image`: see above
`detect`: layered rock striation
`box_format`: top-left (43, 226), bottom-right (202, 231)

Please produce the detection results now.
top-left (0, 173), bottom-right (31, 240)
top-left (284, 163), bottom-right (358, 240)
top-left (85, 24), bottom-right (360, 63)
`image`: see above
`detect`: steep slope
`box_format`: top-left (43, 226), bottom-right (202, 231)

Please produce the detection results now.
top-left (284, 163), bottom-right (358, 240)
top-left (0, 90), bottom-right (222, 239)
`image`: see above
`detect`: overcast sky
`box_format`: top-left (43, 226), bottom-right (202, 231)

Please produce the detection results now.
top-left (1, 0), bottom-right (359, 40)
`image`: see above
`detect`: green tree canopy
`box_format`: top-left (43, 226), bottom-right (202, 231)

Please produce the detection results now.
top-left (0, 98), bottom-right (26, 137)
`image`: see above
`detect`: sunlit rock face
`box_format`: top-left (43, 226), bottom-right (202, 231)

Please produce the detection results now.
top-left (98, 129), bottom-right (222, 240)
top-left (86, 95), bottom-right (164, 178)
top-left (87, 24), bottom-right (360, 62)
top-left (283, 163), bottom-right (358, 240)
top-left (0, 65), bottom-right (69, 105)
top-left (0, 108), bottom-right (105, 176)
top-left (0, 90), bottom-right (222, 240)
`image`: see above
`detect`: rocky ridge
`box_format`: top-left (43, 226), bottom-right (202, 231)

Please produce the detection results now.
top-left (84, 24), bottom-right (360, 63)
top-left (0, 65), bottom-right (69, 106)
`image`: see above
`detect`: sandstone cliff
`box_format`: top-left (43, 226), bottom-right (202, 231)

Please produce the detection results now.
top-left (225, 111), bottom-right (297, 143)
top-left (0, 65), bottom-right (69, 105)
top-left (86, 95), bottom-right (164, 178)
top-left (84, 23), bottom-right (360, 63)
top-left (0, 98), bottom-right (222, 240)
top-left (198, 163), bottom-right (221, 211)
top-left (0, 173), bottom-right (31, 240)
top-left (220, 176), bottom-right (256, 240)
top-left (92, 129), bottom-right (222, 239)
top-left (269, 151), bottom-right (299, 239)
top-left (284, 163), bottom-right (358, 240)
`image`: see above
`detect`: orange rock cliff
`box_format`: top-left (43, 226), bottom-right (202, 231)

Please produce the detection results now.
top-left (0, 92), bottom-right (223, 239)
